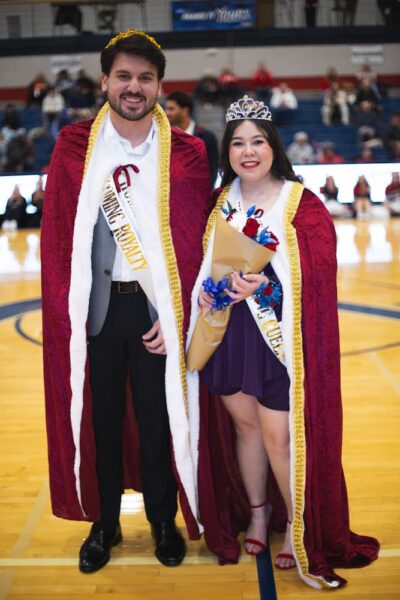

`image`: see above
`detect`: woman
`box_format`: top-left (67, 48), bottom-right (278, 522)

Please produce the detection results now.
top-left (320, 175), bottom-right (351, 218)
top-left (353, 175), bottom-right (371, 219)
top-left (188, 96), bottom-right (379, 588)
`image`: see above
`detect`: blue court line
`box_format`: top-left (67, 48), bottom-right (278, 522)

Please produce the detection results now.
top-left (0, 298), bottom-right (41, 321)
top-left (338, 302), bottom-right (400, 320)
top-left (256, 546), bottom-right (277, 600)
top-left (15, 316), bottom-right (42, 347)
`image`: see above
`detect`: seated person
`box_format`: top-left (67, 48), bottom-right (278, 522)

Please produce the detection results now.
top-left (270, 82), bottom-right (298, 125)
top-left (354, 101), bottom-right (382, 147)
top-left (353, 175), bottom-right (371, 219)
top-left (317, 141), bottom-right (345, 164)
top-left (385, 171), bottom-right (400, 216)
top-left (1, 184), bottom-right (27, 230)
top-left (384, 112), bottom-right (400, 160)
top-left (319, 175), bottom-right (351, 217)
top-left (286, 131), bottom-right (315, 164)
top-left (321, 82), bottom-right (350, 126)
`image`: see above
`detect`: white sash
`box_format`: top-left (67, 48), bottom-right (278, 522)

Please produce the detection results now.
top-left (223, 181), bottom-right (286, 365)
top-left (100, 164), bottom-right (157, 310)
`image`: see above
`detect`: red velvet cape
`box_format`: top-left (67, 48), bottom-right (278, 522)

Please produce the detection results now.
top-left (196, 186), bottom-right (379, 586)
top-left (41, 118), bottom-right (211, 539)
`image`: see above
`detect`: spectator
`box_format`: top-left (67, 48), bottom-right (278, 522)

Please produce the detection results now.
top-left (355, 147), bottom-right (376, 163)
top-left (165, 91), bottom-right (219, 187)
top-left (27, 73), bottom-right (49, 108)
top-left (354, 100), bottom-right (382, 147)
top-left (317, 141), bottom-right (345, 164)
top-left (218, 67), bottom-right (243, 106)
top-left (251, 61), bottom-right (273, 103)
top-left (385, 171), bottom-right (400, 216)
top-left (1, 103), bottom-right (23, 133)
top-left (304, 0), bottom-right (318, 27)
top-left (354, 81), bottom-right (380, 113)
top-left (321, 82), bottom-right (350, 125)
top-left (321, 66), bottom-right (339, 91)
top-left (29, 176), bottom-right (45, 227)
top-left (384, 112), bottom-right (400, 160)
top-left (75, 69), bottom-right (96, 97)
top-left (0, 133), bottom-right (6, 170)
top-left (353, 175), bottom-right (371, 218)
top-left (355, 63), bottom-right (380, 96)
top-left (55, 69), bottom-right (74, 103)
top-left (1, 185), bottom-right (27, 230)
top-left (286, 131), bottom-right (316, 164)
top-left (3, 132), bottom-right (33, 173)
top-left (42, 86), bottom-right (65, 140)
top-left (270, 82), bottom-right (298, 125)
top-left (193, 70), bottom-right (221, 106)
top-left (319, 175), bottom-right (351, 217)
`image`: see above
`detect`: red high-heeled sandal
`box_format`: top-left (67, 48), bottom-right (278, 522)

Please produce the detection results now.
top-left (244, 500), bottom-right (272, 556)
top-left (275, 520), bottom-right (296, 570)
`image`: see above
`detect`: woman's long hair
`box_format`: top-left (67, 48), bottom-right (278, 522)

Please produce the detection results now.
top-left (219, 119), bottom-right (300, 188)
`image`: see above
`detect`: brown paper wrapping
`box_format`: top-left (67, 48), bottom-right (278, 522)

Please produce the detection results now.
top-left (187, 213), bottom-right (275, 371)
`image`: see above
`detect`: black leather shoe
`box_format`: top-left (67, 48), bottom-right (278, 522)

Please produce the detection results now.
top-left (151, 519), bottom-right (186, 567)
top-left (79, 523), bottom-right (122, 573)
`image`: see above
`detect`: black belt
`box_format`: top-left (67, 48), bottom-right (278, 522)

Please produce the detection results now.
top-left (111, 281), bottom-right (142, 294)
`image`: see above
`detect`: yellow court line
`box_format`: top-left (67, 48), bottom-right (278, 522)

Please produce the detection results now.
top-left (0, 555), bottom-right (252, 567)
top-left (1, 551), bottom-right (399, 568)
top-left (369, 352), bottom-right (400, 395)
top-left (0, 569), bottom-right (15, 600)
top-left (11, 479), bottom-right (49, 557)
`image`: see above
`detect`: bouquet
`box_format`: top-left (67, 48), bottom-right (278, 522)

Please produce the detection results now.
top-left (187, 206), bottom-right (279, 372)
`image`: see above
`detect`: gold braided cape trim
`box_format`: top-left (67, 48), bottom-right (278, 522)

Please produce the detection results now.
top-left (153, 103), bottom-right (189, 413)
top-left (83, 101), bottom-right (109, 178)
top-left (84, 102), bottom-right (188, 414)
top-left (202, 183), bottom-right (232, 253)
top-left (284, 181), bottom-right (332, 589)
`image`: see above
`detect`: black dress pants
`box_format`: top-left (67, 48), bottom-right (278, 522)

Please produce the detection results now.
top-left (88, 287), bottom-right (178, 530)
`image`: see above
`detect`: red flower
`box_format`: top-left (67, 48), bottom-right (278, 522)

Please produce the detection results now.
top-left (262, 284), bottom-right (273, 296)
top-left (265, 231), bottom-right (279, 251)
top-left (242, 218), bottom-right (259, 238)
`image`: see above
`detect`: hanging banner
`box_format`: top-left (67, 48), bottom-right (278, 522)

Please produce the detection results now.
top-left (172, 1), bottom-right (255, 31)
top-left (350, 46), bottom-right (384, 64)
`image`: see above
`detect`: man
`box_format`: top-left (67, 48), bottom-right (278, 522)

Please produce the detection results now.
top-left (41, 30), bottom-right (210, 574)
top-left (165, 90), bottom-right (219, 186)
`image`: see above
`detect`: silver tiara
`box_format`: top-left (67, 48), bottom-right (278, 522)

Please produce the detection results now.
top-left (226, 95), bottom-right (272, 122)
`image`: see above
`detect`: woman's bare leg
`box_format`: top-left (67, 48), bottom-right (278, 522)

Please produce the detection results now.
top-left (257, 405), bottom-right (295, 568)
top-left (221, 391), bottom-right (271, 554)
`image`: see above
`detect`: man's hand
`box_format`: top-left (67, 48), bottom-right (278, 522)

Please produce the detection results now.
top-left (142, 319), bottom-right (166, 355)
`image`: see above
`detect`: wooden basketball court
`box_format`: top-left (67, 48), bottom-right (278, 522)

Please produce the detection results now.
top-left (0, 218), bottom-right (399, 599)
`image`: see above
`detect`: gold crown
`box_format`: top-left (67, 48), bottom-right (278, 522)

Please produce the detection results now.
top-left (226, 95), bottom-right (272, 122)
top-left (105, 29), bottom-right (162, 51)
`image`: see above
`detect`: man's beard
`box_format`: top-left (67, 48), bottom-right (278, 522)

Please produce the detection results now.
top-left (107, 93), bottom-right (157, 122)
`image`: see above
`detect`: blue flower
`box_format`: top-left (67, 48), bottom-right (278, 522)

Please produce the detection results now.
top-left (202, 277), bottom-right (234, 312)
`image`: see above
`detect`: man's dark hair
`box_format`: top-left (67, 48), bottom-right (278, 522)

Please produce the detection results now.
top-left (220, 118), bottom-right (300, 187)
top-left (101, 33), bottom-right (166, 79)
top-left (165, 91), bottom-right (193, 114)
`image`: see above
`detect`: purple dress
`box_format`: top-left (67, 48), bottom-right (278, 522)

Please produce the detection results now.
top-left (201, 264), bottom-right (290, 411)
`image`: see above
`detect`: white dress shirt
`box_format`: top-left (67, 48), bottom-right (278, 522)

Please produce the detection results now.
top-left (101, 115), bottom-right (156, 282)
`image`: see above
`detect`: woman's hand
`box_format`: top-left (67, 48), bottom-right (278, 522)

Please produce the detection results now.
top-left (198, 290), bottom-right (214, 312)
top-left (225, 271), bottom-right (269, 304)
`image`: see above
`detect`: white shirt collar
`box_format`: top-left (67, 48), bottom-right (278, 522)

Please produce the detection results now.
top-left (185, 119), bottom-right (196, 136)
top-left (103, 112), bottom-right (155, 157)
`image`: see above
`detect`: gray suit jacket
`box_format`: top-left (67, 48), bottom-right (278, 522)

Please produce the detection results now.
top-left (88, 211), bottom-right (157, 337)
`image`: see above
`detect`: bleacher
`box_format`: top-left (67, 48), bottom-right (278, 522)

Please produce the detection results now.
top-left (1, 96), bottom-right (399, 172)
top-left (276, 96), bottom-right (400, 163)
